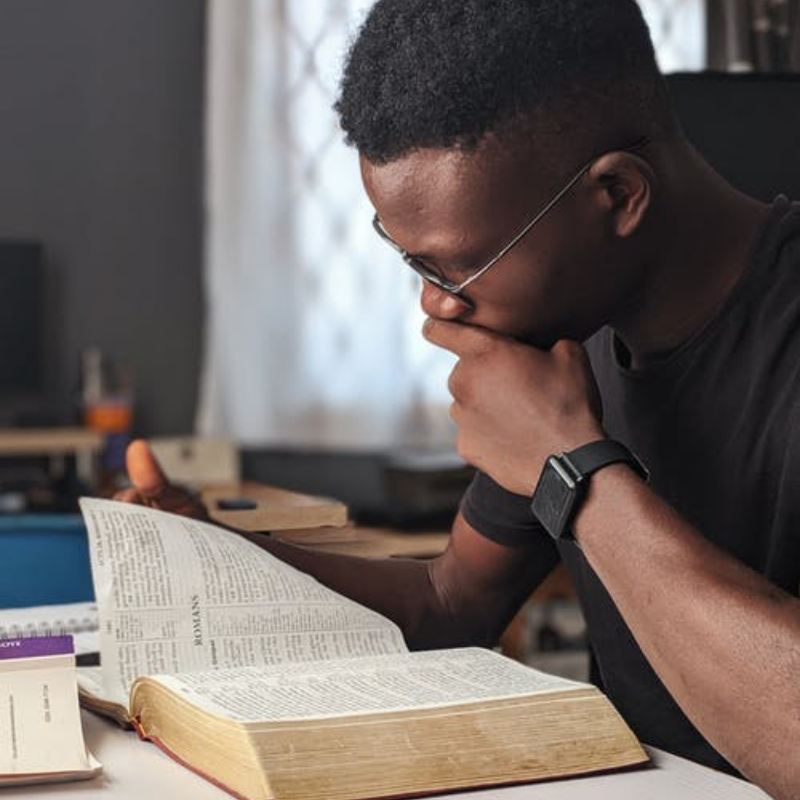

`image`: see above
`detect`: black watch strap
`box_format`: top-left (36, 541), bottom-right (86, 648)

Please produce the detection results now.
top-left (530, 439), bottom-right (649, 541)
top-left (562, 439), bottom-right (649, 483)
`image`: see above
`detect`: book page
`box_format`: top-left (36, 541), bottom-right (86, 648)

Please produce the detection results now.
top-left (141, 647), bottom-right (587, 722)
top-left (76, 666), bottom-right (104, 697)
top-left (0, 636), bottom-right (100, 781)
top-left (0, 603), bottom-right (99, 656)
top-left (80, 498), bottom-right (407, 705)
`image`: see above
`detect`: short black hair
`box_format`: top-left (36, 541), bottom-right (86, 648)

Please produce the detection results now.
top-left (335, 0), bottom-right (673, 164)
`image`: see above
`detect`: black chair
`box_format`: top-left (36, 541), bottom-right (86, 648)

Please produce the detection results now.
top-left (666, 72), bottom-right (800, 202)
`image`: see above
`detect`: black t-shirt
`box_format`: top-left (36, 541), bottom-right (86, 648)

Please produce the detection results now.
top-left (460, 197), bottom-right (800, 773)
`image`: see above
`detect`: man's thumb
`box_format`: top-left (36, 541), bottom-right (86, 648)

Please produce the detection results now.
top-left (125, 439), bottom-right (169, 498)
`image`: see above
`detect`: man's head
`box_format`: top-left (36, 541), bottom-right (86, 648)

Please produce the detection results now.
top-left (335, 0), bottom-right (681, 346)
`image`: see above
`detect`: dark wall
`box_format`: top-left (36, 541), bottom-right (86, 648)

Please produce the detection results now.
top-left (0, 0), bottom-right (205, 434)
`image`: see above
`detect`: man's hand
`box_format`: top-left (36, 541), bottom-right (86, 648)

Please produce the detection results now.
top-left (423, 318), bottom-right (605, 496)
top-left (113, 439), bottom-right (210, 520)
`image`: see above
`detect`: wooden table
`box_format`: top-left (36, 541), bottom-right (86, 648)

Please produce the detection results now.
top-left (274, 523), bottom-right (450, 560)
top-left (0, 427), bottom-right (104, 489)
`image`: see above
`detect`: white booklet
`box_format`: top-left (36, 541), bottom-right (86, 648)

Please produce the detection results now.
top-left (0, 635), bottom-right (101, 785)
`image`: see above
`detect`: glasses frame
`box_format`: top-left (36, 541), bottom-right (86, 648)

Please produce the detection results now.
top-left (372, 137), bottom-right (651, 296)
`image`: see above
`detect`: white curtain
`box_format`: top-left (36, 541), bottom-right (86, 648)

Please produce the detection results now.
top-left (637, 0), bottom-right (707, 72)
top-left (198, 0), bottom-right (456, 449)
top-left (198, 0), bottom-right (706, 451)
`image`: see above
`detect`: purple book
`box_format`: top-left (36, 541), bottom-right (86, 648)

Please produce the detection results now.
top-left (0, 635), bottom-right (74, 661)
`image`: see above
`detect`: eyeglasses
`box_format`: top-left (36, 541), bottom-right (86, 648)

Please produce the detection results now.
top-left (372, 137), bottom-right (651, 296)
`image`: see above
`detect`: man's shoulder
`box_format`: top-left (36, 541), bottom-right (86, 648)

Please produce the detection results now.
top-left (752, 196), bottom-right (800, 286)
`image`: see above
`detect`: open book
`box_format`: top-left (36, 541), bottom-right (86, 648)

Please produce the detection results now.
top-left (77, 497), bottom-right (647, 800)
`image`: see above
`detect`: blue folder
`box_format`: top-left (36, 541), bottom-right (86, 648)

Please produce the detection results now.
top-left (0, 515), bottom-right (95, 608)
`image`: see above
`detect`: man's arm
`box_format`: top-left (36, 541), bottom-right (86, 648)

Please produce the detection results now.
top-left (422, 320), bottom-right (800, 800)
top-left (254, 512), bottom-right (556, 650)
top-left (116, 440), bottom-right (556, 650)
top-left (575, 465), bottom-right (800, 800)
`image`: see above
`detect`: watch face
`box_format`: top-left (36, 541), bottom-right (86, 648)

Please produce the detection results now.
top-left (531, 457), bottom-right (578, 539)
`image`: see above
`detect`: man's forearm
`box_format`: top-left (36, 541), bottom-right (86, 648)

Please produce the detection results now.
top-left (242, 534), bottom-right (489, 650)
top-left (575, 465), bottom-right (800, 800)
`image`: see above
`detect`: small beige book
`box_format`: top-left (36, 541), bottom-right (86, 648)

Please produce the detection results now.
top-left (77, 498), bottom-right (647, 800)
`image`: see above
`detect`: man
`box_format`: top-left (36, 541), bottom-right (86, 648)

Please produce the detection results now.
top-left (117, 1), bottom-right (800, 797)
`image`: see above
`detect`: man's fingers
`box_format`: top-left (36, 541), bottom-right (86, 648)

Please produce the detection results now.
top-left (125, 439), bottom-right (170, 499)
top-left (551, 338), bottom-right (589, 364)
top-left (422, 317), bottom-right (498, 356)
top-left (113, 487), bottom-right (143, 505)
top-left (118, 439), bottom-right (209, 520)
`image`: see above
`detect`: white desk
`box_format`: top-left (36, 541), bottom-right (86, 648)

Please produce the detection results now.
top-left (10, 710), bottom-right (770, 800)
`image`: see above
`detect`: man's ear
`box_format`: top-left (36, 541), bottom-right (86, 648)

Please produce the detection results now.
top-left (587, 151), bottom-right (655, 238)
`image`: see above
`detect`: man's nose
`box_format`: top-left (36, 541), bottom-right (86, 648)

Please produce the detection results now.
top-left (420, 281), bottom-right (473, 320)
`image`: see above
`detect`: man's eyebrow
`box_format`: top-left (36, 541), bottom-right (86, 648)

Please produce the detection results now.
top-left (407, 245), bottom-right (482, 272)
top-left (376, 213), bottom-right (481, 270)
top-left (406, 249), bottom-right (444, 266)
top-left (412, 254), bottom-right (471, 276)
top-left (432, 252), bottom-right (493, 275)
top-left (377, 220), bottom-right (445, 266)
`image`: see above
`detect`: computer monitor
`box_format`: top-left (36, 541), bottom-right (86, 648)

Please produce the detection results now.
top-left (0, 241), bottom-right (44, 402)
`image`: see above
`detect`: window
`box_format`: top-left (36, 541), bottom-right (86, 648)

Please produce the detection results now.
top-left (200, 1), bottom-right (708, 448)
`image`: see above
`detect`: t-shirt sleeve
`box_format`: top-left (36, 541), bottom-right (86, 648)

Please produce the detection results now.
top-left (460, 469), bottom-right (556, 549)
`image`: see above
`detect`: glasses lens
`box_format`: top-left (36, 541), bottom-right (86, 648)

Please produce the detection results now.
top-left (373, 215), bottom-right (462, 293)
top-left (406, 257), bottom-right (462, 294)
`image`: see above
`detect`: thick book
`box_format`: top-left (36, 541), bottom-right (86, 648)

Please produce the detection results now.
top-left (77, 497), bottom-right (647, 800)
top-left (0, 635), bottom-right (102, 786)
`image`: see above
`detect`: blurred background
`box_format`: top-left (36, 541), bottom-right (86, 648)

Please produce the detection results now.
top-left (0, 0), bottom-right (798, 673)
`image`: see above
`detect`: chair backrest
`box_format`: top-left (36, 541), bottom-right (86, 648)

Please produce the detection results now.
top-left (666, 72), bottom-right (800, 202)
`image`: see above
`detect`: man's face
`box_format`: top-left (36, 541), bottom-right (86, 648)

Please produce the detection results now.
top-left (361, 138), bottom-right (644, 347)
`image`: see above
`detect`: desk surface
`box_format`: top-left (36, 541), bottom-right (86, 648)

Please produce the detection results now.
top-left (274, 524), bottom-right (450, 560)
top-left (12, 710), bottom-right (769, 800)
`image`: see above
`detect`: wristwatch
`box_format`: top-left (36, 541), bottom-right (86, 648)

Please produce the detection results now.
top-left (530, 439), bottom-right (648, 540)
